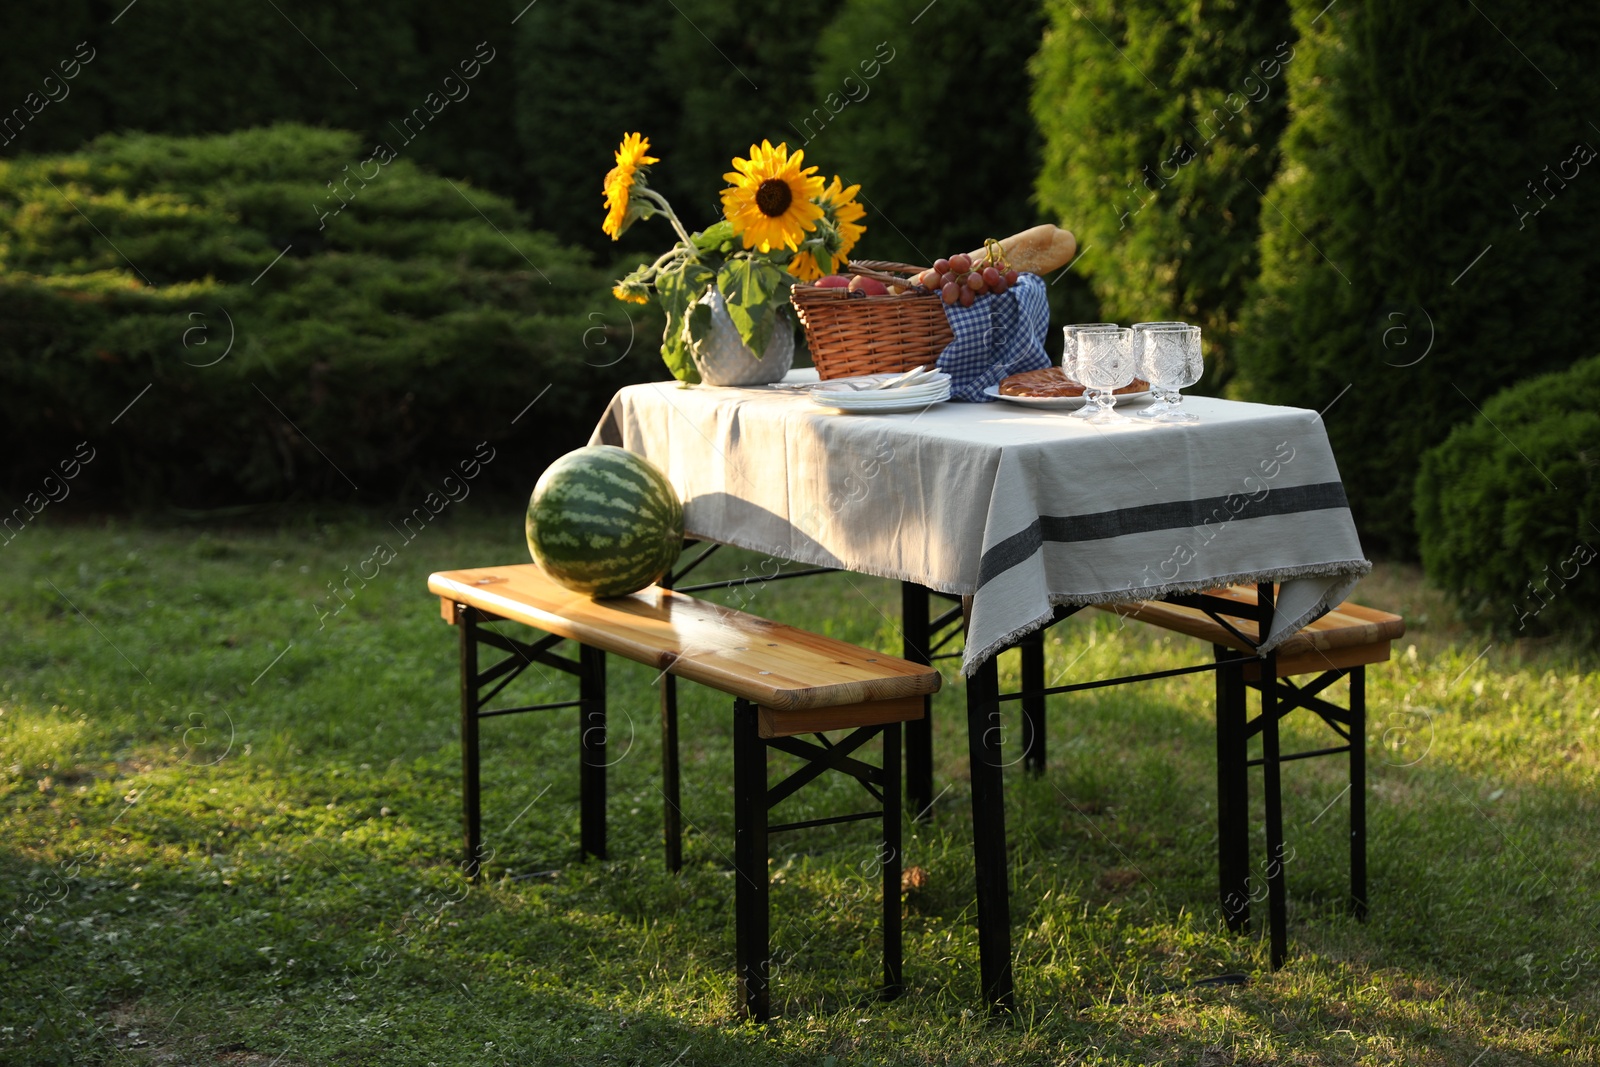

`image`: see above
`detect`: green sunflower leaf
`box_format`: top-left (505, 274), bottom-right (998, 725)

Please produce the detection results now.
top-left (655, 263), bottom-right (714, 384)
top-left (693, 221), bottom-right (736, 253)
top-left (717, 259), bottom-right (794, 356)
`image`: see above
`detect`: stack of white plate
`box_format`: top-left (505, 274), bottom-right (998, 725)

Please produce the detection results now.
top-left (808, 371), bottom-right (952, 414)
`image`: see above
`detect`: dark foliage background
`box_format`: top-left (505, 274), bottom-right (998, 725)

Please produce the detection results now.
top-left (1232, 0), bottom-right (1600, 555)
top-left (0, 0), bottom-right (522, 195)
top-left (1031, 0), bottom-right (1295, 392)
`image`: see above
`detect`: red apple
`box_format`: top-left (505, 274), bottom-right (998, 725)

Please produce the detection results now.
top-left (815, 275), bottom-right (851, 288)
top-left (847, 275), bottom-right (889, 296)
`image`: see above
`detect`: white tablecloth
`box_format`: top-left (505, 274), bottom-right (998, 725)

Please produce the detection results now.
top-left (591, 373), bottom-right (1370, 675)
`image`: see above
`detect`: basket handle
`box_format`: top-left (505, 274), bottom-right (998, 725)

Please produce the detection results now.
top-left (844, 260), bottom-right (932, 289)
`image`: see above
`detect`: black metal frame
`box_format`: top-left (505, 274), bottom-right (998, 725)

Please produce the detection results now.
top-left (448, 544), bottom-right (1369, 1018)
top-left (733, 701), bottom-right (902, 1021)
top-left (448, 563), bottom-right (901, 1022)
top-left (901, 584), bottom-right (968, 818)
top-left (1215, 647), bottom-right (1369, 934)
top-left (455, 603), bottom-right (607, 879)
top-left (657, 540), bottom-right (839, 871)
top-left (911, 580), bottom-right (1371, 1012)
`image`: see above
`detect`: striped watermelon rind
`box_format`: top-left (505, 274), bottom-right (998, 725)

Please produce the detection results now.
top-left (525, 446), bottom-right (684, 598)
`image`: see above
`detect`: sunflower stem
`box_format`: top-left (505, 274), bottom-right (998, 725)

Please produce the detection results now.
top-left (638, 188), bottom-right (697, 251)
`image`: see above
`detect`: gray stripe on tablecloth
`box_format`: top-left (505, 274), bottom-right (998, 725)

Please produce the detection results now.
top-left (976, 481), bottom-right (1353, 588)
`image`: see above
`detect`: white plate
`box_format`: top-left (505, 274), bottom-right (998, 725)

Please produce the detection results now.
top-left (812, 376), bottom-right (950, 405)
top-left (982, 385), bottom-right (1152, 409)
top-left (808, 371), bottom-right (950, 394)
top-left (813, 388), bottom-right (949, 407)
top-left (812, 387), bottom-right (952, 414)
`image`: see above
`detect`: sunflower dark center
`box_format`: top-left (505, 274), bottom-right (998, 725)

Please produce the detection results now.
top-left (754, 178), bottom-right (793, 218)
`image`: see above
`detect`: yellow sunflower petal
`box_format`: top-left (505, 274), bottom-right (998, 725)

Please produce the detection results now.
top-left (719, 140), bottom-right (827, 253)
top-left (600, 132), bottom-right (658, 240)
top-left (818, 175), bottom-right (867, 260)
top-left (787, 251), bottom-right (828, 282)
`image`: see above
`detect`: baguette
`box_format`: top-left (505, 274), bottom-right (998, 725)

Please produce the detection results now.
top-left (966, 224), bottom-right (1077, 276)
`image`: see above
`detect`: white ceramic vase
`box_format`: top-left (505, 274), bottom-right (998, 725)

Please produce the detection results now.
top-left (686, 287), bottom-right (795, 386)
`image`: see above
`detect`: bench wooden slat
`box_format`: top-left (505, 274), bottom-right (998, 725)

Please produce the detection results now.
top-left (430, 565), bottom-right (940, 713)
top-left (1096, 586), bottom-right (1404, 676)
top-left (759, 694), bottom-right (924, 739)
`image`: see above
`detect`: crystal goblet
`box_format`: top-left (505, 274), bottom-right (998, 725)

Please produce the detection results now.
top-left (1062, 323), bottom-right (1121, 412)
top-left (1133, 324), bottom-right (1203, 423)
top-left (1072, 326), bottom-right (1136, 423)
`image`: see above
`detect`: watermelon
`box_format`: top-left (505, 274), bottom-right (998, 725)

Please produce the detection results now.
top-left (525, 446), bottom-right (684, 597)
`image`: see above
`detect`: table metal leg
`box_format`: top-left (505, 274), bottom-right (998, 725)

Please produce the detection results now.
top-left (579, 644), bottom-right (607, 861)
top-left (1261, 649), bottom-right (1287, 969)
top-left (966, 655), bottom-right (1015, 1014)
top-left (661, 673), bottom-right (683, 873)
top-left (459, 605), bottom-right (485, 881)
top-left (732, 698), bottom-right (770, 1021)
top-left (882, 721), bottom-right (903, 1000)
top-left (1019, 630), bottom-right (1046, 775)
top-left (1214, 643), bottom-right (1250, 932)
top-left (1350, 665), bottom-right (1368, 920)
top-left (901, 582), bottom-right (935, 820)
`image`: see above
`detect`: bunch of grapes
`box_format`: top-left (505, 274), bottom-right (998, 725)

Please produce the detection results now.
top-left (915, 249), bottom-right (1020, 308)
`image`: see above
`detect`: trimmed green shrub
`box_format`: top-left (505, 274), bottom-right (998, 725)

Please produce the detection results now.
top-left (1235, 0), bottom-right (1600, 554)
top-left (1416, 357), bottom-right (1600, 638)
top-left (1030, 0), bottom-right (1294, 390)
top-left (0, 125), bottom-right (661, 506)
top-left (0, 1), bottom-right (521, 195)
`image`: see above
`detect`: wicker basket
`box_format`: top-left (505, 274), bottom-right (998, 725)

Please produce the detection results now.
top-left (791, 260), bottom-right (953, 379)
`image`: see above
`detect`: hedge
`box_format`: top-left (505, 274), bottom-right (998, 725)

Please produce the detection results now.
top-left (1416, 357), bottom-right (1600, 639)
top-left (0, 125), bottom-right (661, 507)
top-left (1234, 0), bottom-right (1600, 554)
top-left (1031, 0), bottom-right (1293, 391)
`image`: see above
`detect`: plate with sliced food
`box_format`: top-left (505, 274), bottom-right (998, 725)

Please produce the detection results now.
top-left (984, 367), bottom-right (1151, 409)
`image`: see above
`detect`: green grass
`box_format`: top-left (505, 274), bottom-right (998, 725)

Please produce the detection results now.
top-left (2, 511), bottom-right (1597, 1065)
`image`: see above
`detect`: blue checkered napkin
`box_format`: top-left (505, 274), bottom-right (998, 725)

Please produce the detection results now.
top-left (934, 272), bottom-right (1052, 401)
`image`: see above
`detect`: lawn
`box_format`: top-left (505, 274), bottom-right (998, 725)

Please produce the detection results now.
top-left (2, 510), bottom-right (1597, 1065)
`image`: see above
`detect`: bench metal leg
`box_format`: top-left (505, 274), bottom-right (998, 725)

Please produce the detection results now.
top-left (460, 606), bottom-right (485, 881)
top-left (1019, 630), bottom-right (1046, 775)
top-left (1350, 665), bottom-right (1367, 920)
top-left (661, 673), bottom-right (683, 873)
top-left (1214, 643), bottom-right (1250, 932)
top-left (901, 582), bottom-right (935, 820)
top-left (966, 655), bottom-right (1015, 1014)
top-left (579, 644), bottom-right (607, 861)
top-left (882, 721), bottom-right (903, 1000)
top-left (1260, 649), bottom-right (1288, 969)
top-left (732, 698), bottom-right (770, 1021)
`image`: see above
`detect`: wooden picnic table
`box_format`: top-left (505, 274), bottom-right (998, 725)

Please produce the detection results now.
top-left (590, 371), bottom-right (1374, 1010)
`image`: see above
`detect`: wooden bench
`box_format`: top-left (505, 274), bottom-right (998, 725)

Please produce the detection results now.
top-left (428, 563), bottom-right (941, 1021)
top-left (1097, 586), bottom-right (1405, 964)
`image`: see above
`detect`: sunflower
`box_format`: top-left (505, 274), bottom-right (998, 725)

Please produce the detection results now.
top-left (827, 176), bottom-right (866, 257)
top-left (719, 140), bottom-right (825, 253)
top-left (602, 132), bottom-right (658, 240)
top-left (788, 175), bottom-right (867, 281)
